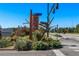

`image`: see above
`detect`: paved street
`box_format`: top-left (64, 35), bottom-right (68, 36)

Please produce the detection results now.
top-left (55, 33), bottom-right (79, 56)
top-left (48, 33), bottom-right (79, 56)
top-left (0, 33), bottom-right (79, 56)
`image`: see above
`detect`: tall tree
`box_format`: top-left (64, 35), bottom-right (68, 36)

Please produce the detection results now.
top-left (76, 24), bottom-right (79, 33)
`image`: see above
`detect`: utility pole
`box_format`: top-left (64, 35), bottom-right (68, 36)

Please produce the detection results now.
top-left (29, 9), bottom-right (32, 40)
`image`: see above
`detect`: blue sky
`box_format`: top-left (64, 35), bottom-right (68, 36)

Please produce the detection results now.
top-left (0, 3), bottom-right (79, 28)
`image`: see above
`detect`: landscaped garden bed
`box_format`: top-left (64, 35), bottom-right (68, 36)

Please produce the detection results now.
top-left (0, 30), bottom-right (62, 51)
top-left (14, 30), bottom-right (62, 51)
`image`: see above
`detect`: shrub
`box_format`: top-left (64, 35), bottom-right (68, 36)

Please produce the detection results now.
top-left (46, 38), bottom-right (54, 48)
top-left (11, 35), bottom-right (18, 41)
top-left (15, 36), bottom-right (62, 50)
top-left (19, 27), bottom-right (29, 37)
top-left (23, 40), bottom-right (32, 50)
top-left (41, 35), bottom-right (48, 42)
top-left (20, 32), bottom-right (26, 37)
top-left (22, 36), bottom-right (29, 40)
top-left (32, 41), bottom-right (49, 50)
top-left (52, 40), bottom-right (62, 48)
top-left (25, 30), bottom-right (29, 35)
top-left (54, 34), bottom-right (62, 37)
top-left (32, 30), bottom-right (43, 41)
top-left (46, 38), bottom-right (62, 49)
top-left (0, 37), bottom-right (13, 48)
top-left (15, 37), bottom-right (32, 51)
top-left (15, 39), bottom-right (26, 50)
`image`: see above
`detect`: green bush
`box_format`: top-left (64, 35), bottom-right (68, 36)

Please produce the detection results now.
top-left (20, 32), bottom-right (26, 37)
top-left (21, 28), bottom-right (29, 36)
top-left (15, 37), bottom-right (62, 50)
top-left (46, 38), bottom-right (53, 46)
top-left (46, 38), bottom-right (62, 49)
top-left (32, 30), bottom-right (43, 41)
top-left (15, 39), bottom-right (26, 50)
top-left (20, 36), bottom-right (29, 41)
top-left (15, 37), bottom-right (32, 51)
top-left (54, 34), bottom-right (62, 37)
top-left (32, 41), bottom-right (49, 50)
top-left (0, 37), bottom-right (13, 48)
top-left (23, 40), bottom-right (32, 50)
top-left (52, 40), bottom-right (62, 48)
top-left (15, 30), bottom-right (62, 50)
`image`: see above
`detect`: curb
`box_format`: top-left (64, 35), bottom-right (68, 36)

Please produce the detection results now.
top-left (0, 48), bottom-right (16, 51)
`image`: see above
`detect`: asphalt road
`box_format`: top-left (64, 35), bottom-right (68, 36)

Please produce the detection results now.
top-left (57, 33), bottom-right (79, 56)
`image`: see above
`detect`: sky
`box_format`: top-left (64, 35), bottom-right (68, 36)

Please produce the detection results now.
top-left (0, 3), bottom-right (79, 28)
